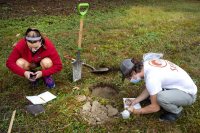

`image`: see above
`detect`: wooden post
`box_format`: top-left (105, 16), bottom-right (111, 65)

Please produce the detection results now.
top-left (7, 110), bottom-right (16, 133)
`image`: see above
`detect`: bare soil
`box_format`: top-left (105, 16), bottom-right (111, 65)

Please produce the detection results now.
top-left (0, 0), bottom-right (78, 18)
top-left (0, 0), bottom-right (127, 19)
top-left (90, 83), bottom-right (118, 99)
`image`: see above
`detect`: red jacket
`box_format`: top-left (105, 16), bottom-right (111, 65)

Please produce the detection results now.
top-left (6, 38), bottom-right (63, 77)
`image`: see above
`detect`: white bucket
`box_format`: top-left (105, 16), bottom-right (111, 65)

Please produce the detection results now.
top-left (121, 110), bottom-right (130, 119)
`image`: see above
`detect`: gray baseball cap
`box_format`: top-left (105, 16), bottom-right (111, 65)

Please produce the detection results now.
top-left (120, 59), bottom-right (135, 81)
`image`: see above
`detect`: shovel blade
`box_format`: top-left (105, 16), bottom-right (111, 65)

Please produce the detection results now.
top-left (91, 68), bottom-right (109, 73)
top-left (72, 60), bottom-right (82, 82)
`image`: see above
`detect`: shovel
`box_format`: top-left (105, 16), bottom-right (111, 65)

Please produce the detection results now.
top-left (73, 3), bottom-right (89, 82)
top-left (64, 55), bottom-right (110, 74)
top-left (82, 63), bottom-right (109, 74)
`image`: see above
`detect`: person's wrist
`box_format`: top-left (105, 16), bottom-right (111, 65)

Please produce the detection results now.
top-left (131, 99), bottom-right (138, 105)
top-left (127, 107), bottom-right (133, 113)
top-left (40, 71), bottom-right (43, 78)
top-left (40, 71), bottom-right (43, 77)
top-left (24, 71), bottom-right (28, 76)
top-left (138, 109), bottom-right (143, 114)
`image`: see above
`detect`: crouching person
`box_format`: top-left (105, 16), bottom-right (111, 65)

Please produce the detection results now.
top-left (6, 28), bottom-right (63, 89)
top-left (120, 58), bottom-right (197, 121)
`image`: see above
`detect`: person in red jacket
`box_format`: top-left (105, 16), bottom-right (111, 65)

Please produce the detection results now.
top-left (6, 28), bottom-right (63, 89)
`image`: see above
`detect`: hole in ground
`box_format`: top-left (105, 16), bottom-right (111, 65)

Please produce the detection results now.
top-left (90, 83), bottom-right (118, 99)
top-left (192, 41), bottom-right (200, 46)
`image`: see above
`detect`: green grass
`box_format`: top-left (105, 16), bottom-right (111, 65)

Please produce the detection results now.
top-left (0, 0), bottom-right (200, 132)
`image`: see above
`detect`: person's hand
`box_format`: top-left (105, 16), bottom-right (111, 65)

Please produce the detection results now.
top-left (24, 71), bottom-right (36, 81)
top-left (127, 106), bottom-right (143, 115)
top-left (127, 106), bottom-right (135, 114)
top-left (127, 106), bottom-right (140, 114)
top-left (130, 99), bottom-right (138, 107)
top-left (34, 71), bottom-right (42, 79)
top-left (125, 99), bottom-right (137, 107)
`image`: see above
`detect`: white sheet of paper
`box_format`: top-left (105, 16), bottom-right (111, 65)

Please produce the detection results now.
top-left (123, 98), bottom-right (141, 109)
top-left (26, 91), bottom-right (56, 105)
top-left (38, 91), bottom-right (56, 103)
top-left (26, 96), bottom-right (46, 105)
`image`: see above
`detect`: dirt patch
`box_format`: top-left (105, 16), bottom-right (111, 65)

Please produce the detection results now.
top-left (80, 83), bottom-right (120, 125)
top-left (80, 100), bottom-right (118, 125)
top-left (0, 0), bottom-right (128, 19)
top-left (0, 0), bottom-right (92, 19)
top-left (90, 83), bottom-right (118, 99)
top-left (192, 41), bottom-right (200, 46)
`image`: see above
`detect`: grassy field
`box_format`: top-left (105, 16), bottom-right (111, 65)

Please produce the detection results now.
top-left (0, 0), bottom-right (200, 132)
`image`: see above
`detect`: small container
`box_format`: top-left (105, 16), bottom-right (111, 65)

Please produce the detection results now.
top-left (121, 110), bottom-right (130, 119)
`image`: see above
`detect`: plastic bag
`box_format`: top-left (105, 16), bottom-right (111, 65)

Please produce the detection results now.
top-left (143, 52), bottom-right (163, 62)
